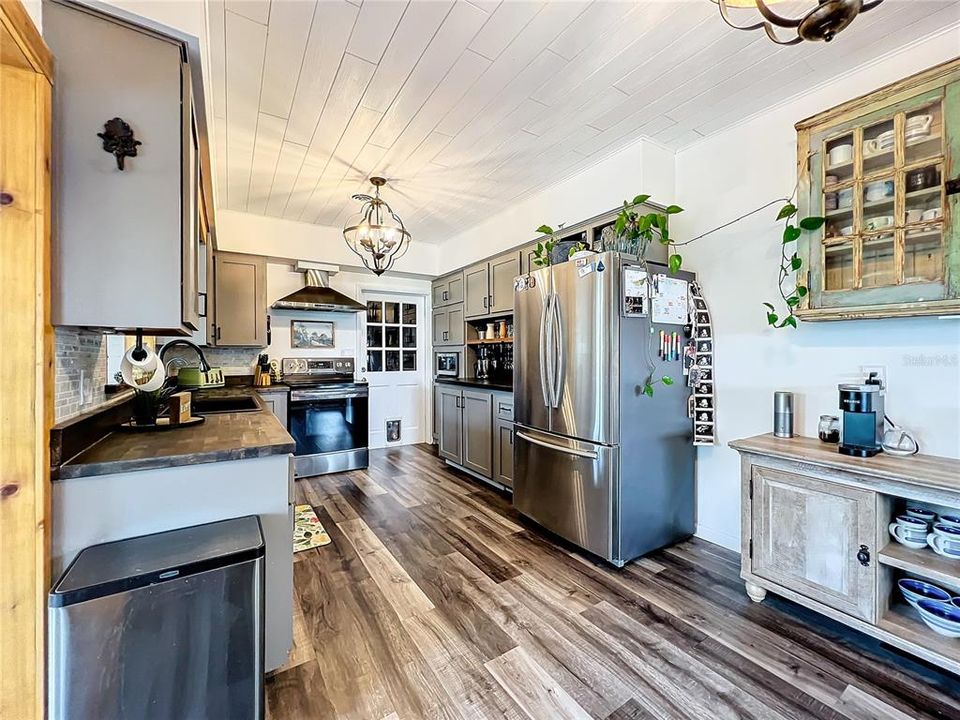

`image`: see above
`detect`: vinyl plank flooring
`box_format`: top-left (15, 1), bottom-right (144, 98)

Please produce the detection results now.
top-left (265, 445), bottom-right (960, 720)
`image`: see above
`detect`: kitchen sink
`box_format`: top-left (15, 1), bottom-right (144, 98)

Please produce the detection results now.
top-left (191, 395), bottom-right (261, 414)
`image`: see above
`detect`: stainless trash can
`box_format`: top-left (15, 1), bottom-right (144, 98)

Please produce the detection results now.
top-left (49, 516), bottom-right (265, 720)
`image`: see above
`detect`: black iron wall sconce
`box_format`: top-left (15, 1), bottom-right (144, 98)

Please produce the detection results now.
top-left (97, 117), bottom-right (141, 170)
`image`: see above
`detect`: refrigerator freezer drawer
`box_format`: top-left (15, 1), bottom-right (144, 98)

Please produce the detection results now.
top-left (514, 426), bottom-right (616, 561)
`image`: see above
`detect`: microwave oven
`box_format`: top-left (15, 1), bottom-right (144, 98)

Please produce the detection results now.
top-left (435, 352), bottom-right (458, 377)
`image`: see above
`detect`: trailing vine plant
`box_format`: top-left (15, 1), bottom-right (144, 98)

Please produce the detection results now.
top-left (535, 190), bottom-right (825, 396)
top-left (763, 202), bottom-right (825, 329)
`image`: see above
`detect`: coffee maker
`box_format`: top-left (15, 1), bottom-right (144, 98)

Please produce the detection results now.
top-left (838, 372), bottom-right (885, 457)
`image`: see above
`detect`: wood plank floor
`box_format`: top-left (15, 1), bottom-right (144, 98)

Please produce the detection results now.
top-left (266, 444), bottom-right (960, 720)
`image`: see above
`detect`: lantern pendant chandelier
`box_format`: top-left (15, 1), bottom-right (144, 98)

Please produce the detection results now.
top-left (342, 177), bottom-right (411, 276)
top-left (714, 0), bottom-right (884, 45)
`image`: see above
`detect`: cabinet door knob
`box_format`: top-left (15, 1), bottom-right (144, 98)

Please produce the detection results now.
top-left (857, 544), bottom-right (870, 567)
top-left (0, 192), bottom-right (13, 207)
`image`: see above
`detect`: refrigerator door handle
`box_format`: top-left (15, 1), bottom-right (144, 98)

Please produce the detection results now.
top-left (515, 430), bottom-right (599, 460)
top-left (539, 293), bottom-right (552, 408)
top-left (552, 292), bottom-right (563, 408)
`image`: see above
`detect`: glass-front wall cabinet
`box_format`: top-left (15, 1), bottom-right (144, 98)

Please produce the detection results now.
top-left (797, 60), bottom-right (959, 320)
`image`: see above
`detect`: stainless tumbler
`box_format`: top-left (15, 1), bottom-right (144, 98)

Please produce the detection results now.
top-left (774, 391), bottom-right (794, 438)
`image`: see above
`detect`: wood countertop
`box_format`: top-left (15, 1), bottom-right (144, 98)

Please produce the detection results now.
top-left (57, 389), bottom-right (295, 480)
top-left (730, 433), bottom-right (960, 495)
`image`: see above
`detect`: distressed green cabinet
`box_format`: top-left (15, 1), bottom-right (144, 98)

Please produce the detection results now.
top-left (796, 59), bottom-right (960, 320)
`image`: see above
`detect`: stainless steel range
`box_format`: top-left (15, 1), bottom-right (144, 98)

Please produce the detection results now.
top-left (282, 358), bottom-right (369, 478)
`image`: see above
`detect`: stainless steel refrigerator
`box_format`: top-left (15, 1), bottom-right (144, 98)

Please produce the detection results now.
top-left (514, 251), bottom-right (695, 567)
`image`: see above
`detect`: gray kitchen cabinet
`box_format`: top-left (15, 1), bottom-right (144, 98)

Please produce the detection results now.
top-left (749, 464), bottom-right (877, 622)
top-left (489, 252), bottom-right (521, 314)
top-left (464, 262), bottom-right (491, 318)
top-left (432, 271), bottom-right (464, 308)
top-left (437, 385), bottom-right (463, 464)
top-left (213, 252), bottom-right (267, 347)
top-left (45, 0), bottom-right (199, 334)
top-left (432, 306), bottom-right (464, 347)
top-left (464, 252), bottom-right (520, 318)
top-left (257, 389), bottom-right (289, 427)
top-left (461, 390), bottom-right (493, 478)
top-left (521, 243), bottom-right (540, 275)
top-left (493, 418), bottom-right (514, 488)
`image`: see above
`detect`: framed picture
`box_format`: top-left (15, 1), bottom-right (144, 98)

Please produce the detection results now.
top-left (291, 320), bottom-right (334, 349)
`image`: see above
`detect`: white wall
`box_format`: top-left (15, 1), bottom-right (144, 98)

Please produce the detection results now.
top-left (437, 139), bottom-right (675, 272)
top-left (219, 209), bottom-right (441, 276)
top-left (673, 30), bottom-right (960, 551)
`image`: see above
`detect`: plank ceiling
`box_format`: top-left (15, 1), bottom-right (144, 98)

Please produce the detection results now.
top-left (206, 0), bottom-right (960, 243)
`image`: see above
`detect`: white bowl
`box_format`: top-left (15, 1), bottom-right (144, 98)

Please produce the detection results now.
top-left (917, 599), bottom-right (960, 638)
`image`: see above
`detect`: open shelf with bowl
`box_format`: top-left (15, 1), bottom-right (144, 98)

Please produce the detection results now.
top-left (732, 434), bottom-right (960, 676)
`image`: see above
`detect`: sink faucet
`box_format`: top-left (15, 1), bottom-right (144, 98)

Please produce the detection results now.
top-left (158, 339), bottom-right (212, 373)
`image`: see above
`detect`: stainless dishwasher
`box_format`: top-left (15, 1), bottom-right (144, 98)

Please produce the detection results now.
top-left (49, 516), bottom-right (265, 720)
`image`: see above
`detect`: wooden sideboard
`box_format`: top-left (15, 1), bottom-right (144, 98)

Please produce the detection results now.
top-left (731, 433), bottom-right (960, 675)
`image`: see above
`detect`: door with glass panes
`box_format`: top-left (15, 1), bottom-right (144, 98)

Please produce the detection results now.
top-left (796, 61), bottom-right (960, 320)
top-left (362, 294), bottom-right (426, 448)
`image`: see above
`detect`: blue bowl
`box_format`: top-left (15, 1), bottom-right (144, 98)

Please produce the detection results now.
top-left (940, 514), bottom-right (960, 528)
top-left (917, 599), bottom-right (960, 637)
top-left (898, 578), bottom-right (952, 608)
top-left (933, 523), bottom-right (960, 537)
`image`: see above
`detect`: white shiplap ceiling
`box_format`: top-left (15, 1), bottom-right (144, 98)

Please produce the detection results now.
top-left (206, 0), bottom-right (960, 243)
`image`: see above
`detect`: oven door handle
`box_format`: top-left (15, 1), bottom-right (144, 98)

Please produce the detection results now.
top-left (291, 391), bottom-right (368, 402)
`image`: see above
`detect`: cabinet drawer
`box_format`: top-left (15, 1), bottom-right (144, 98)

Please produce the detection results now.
top-left (495, 397), bottom-right (514, 421)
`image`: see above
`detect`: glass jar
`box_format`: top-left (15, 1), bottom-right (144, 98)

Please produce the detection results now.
top-left (818, 414), bottom-right (840, 443)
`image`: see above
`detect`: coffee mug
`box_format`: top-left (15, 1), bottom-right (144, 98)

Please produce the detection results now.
top-left (906, 208), bottom-right (923, 223)
top-left (865, 180), bottom-right (894, 202)
top-left (863, 139), bottom-right (882, 156)
top-left (940, 514), bottom-right (960, 529)
top-left (907, 506), bottom-right (937, 523)
top-left (890, 522), bottom-right (928, 546)
top-left (829, 144), bottom-right (853, 166)
top-left (922, 208), bottom-right (943, 222)
top-left (866, 215), bottom-right (894, 231)
top-left (928, 525), bottom-right (960, 558)
top-left (906, 114), bottom-right (933, 133)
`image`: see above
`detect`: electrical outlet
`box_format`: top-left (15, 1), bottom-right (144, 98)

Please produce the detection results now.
top-left (861, 365), bottom-right (887, 388)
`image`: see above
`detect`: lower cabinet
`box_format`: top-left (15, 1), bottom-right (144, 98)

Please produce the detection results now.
top-left (749, 465), bottom-right (877, 622)
top-left (435, 384), bottom-right (513, 488)
top-left (437, 385), bottom-right (463, 464)
top-left (493, 417), bottom-right (514, 488)
top-left (461, 390), bottom-right (493, 477)
top-left (257, 389), bottom-right (289, 427)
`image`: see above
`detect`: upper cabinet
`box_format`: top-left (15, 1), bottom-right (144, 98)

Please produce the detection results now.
top-left (45, 0), bottom-right (206, 334)
top-left (212, 252), bottom-right (267, 347)
top-left (797, 59), bottom-right (960, 320)
top-left (432, 270), bottom-right (464, 308)
top-left (464, 251), bottom-right (521, 319)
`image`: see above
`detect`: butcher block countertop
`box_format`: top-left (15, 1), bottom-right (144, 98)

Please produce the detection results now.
top-left (730, 433), bottom-right (960, 495)
top-left (57, 389), bottom-right (295, 480)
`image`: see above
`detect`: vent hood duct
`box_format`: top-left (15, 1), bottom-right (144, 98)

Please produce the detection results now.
top-left (271, 263), bottom-right (366, 313)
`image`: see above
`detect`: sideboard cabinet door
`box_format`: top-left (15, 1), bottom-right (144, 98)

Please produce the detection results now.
top-left (750, 466), bottom-right (877, 622)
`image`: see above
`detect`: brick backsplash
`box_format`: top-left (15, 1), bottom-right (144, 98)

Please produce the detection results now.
top-left (54, 327), bottom-right (107, 422)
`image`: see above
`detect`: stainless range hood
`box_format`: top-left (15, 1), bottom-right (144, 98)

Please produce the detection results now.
top-left (272, 263), bottom-right (366, 313)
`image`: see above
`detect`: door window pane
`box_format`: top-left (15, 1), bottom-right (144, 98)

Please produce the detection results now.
top-left (904, 228), bottom-right (943, 282)
top-left (905, 102), bottom-right (942, 165)
top-left (385, 326), bottom-right (400, 348)
top-left (861, 234), bottom-right (895, 288)
top-left (862, 176), bottom-right (894, 233)
top-left (403, 351), bottom-right (417, 371)
top-left (825, 133), bottom-right (854, 182)
top-left (402, 327), bottom-right (417, 348)
top-left (385, 350), bottom-right (400, 372)
top-left (402, 303), bottom-right (416, 324)
top-left (367, 350), bottom-right (383, 372)
top-left (862, 118), bottom-right (894, 175)
top-left (824, 242), bottom-right (854, 291)
top-left (367, 325), bottom-right (383, 348)
top-left (367, 302), bottom-right (383, 323)
top-left (384, 302), bottom-right (400, 324)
